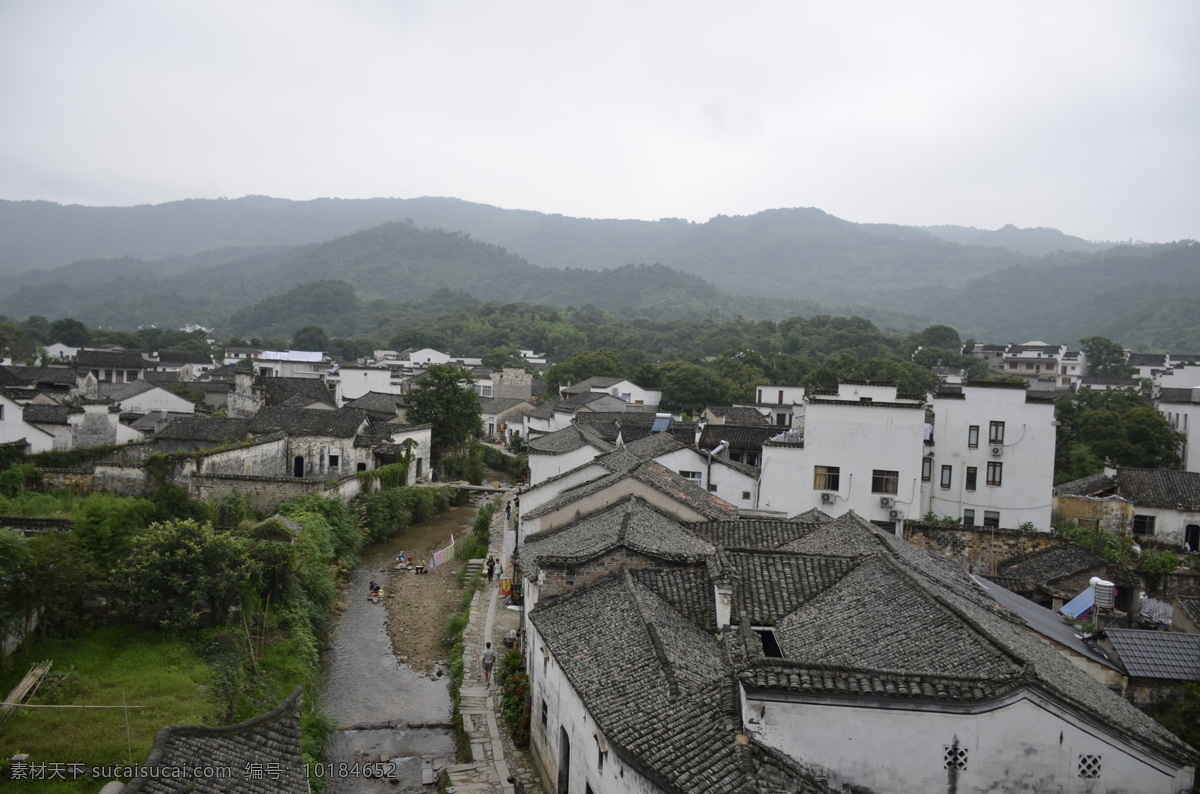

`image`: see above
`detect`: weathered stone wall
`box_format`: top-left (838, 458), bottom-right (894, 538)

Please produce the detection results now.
top-left (94, 464), bottom-right (149, 497)
top-left (196, 437), bottom-right (289, 478)
top-left (38, 469), bottom-right (95, 494)
top-left (1052, 495), bottom-right (1131, 535)
top-left (190, 472), bottom-right (363, 514)
top-left (903, 523), bottom-right (1064, 574)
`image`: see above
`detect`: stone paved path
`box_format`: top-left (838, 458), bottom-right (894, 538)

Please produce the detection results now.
top-left (446, 498), bottom-right (544, 794)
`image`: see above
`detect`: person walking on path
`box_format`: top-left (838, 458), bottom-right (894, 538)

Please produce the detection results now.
top-left (481, 641), bottom-right (497, 686)
top-left (507, 775), bottom-right (526, 793)
top-left (486, 555), bottom-right (496, 583)
top-left (505, 501), bottom-right (512, 522)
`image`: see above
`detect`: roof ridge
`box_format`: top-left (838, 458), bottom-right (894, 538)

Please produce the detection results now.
top-left (623, 569), bottom-right (680, 700)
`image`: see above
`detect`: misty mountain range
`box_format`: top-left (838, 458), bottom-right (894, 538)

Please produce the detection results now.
top-left (0, 196), bottom-right (1196, 350)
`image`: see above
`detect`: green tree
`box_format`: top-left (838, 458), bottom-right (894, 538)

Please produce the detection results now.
top-left (545, 349), bottom-right (626, 393)
top-left (0, 529), bottom-right (34, 662)
top-left (406, 364), bottom-right (483, 474)
top-left (1080, 336), bottom-right (1134, 379)
top-left (292, 325), bottom-right (330, 352)
top-left (115, 519), bottom-right (251, 631)
top-left (658, 361), bottom-right (737, 414)
top-left (48, 317), bottom-right (91, 346)
top-left (1055, 388), bottom-right (1183, 479)
top-left (481, 345), bottom-right (528, 371)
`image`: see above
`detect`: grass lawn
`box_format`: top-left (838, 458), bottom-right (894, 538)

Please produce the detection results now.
top-left (0, 627), bottom-right (221, 793)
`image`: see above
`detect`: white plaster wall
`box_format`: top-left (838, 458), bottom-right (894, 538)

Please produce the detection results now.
top-left (652, 447), bottom-right (757, 506)
top-left (1159, 366), bottom-right (1200, 390)
top-left (926, 386), bottom-right (1056, 529)
top-left (0, 396), bottom-right (55, 452)
top-left (525, 624), bottom-right (664, 794)
top-left (756, 385), bottom-right (806, 405)
top-left (758, 400), bottom-right (924, 525)
top-left (388, 426), bottom-right (432, 483)
top-left (529, 446), bottom-right (603, 486)
top-left (748, 693), bottom-right (1192, 794)
top-left (118, 388), bottom-right (196, 416)
top-left (1158, 398), bottom-right (1200, 474)
top-left (1136, 506), bottom-right (1200, 549)
top-left (335, 368), bottom-right (396, 400)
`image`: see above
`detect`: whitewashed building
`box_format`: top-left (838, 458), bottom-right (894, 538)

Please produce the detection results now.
top-left (923, 381), bottom-right (1058, 529)
top-left (757, 381), bottom-right (926, 530)
top-left (520, 509), bottom-right (1197, 793)
top-left (1158, 387), bottom-right (1200, 473)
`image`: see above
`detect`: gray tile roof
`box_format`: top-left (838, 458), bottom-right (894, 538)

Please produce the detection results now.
top-left (121, 687), bottom-right (307, 793)
top-left (248, 407), bottom-right (368, 438)
top-left (526, 423), bottom-right (615, 456)
top-left (345, 390), bottom-right (405, 412)
top-left (1114, 468), bottom-right (1200, 510)
top-left (4, 365), bottom-right (83, 386)
top-left (156, 416), bottom-right (252, 442)
top-left (104, 379), bottom-right (159, 400)
top-left (993, 545), bottom-right (1108, 591)
top-left (77, 349), bottom-right (148, 369)
top-left (705, 406), bottom-right (770, 425)
top-left (258, 376), bottom-right (336, 408)
top-left (1053, 472), bottom-right (1116, 497)
top-left (1106, 629), bottom-right (1200, 681)
top-left (1159, 387), bottom-right (1200, 405)
top-left (1128, 353), bottom-right (1168, 367)
top-left (524, 459), bottom-right (738, 522)
top-left (528, 505), bottom-right (1199, 776)
top-left (23, 404), bottom-right (76, 425)
top-left (622, 432), bottom-right (687, 459)
top-left (522, 496), bottom-right (715, 580)
top-left (1177, 596), bottom-right (1200, 631)
top-left (530, 572), bottom-right (829, 794)
top-left (698, 424), bottom-right (778, 452)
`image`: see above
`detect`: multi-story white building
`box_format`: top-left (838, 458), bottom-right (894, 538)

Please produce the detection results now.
top-left (1157, 386), bottom-right (1200, 473)
top-left (757, 381), bottom-right (926, 530)
top-left (923, 381), bottom-right (1057, 529)
top-left (757, 380), bottom-right (1058, 531)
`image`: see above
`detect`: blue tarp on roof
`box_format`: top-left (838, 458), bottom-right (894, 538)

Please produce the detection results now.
top-left (1060, 587), bottom-right (1095, 619)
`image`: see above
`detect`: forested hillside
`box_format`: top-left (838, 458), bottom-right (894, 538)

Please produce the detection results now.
top-left (2, 197), bottom-right (1196, 348)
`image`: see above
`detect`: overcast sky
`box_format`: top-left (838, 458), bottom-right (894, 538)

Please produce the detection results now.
top-left (2, 1), bottom-right (1196, 242)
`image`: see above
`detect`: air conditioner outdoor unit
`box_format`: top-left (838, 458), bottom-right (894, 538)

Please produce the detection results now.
top-left (889, 509), bottom-right (902, 520)
top-left (991, 446), bottom-right (1004, 456)
top-left (820, 492), bottom-right (834, 504)
top-left (880, 497), bottom-right (893, 507)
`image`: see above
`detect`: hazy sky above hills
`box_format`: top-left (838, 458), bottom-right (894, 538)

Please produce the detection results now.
top-left (1, 1), bottom-right (1196, 243)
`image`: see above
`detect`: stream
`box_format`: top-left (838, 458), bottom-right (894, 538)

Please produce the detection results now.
top-left (317, 498), bottom-right (484, 793)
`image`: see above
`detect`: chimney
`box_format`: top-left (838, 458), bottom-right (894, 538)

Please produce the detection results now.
top-left (714, 581), bottom-right (733, 629)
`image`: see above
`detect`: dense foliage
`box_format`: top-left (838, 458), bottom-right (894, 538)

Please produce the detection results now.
top-left (406, 364), bottom-right (484, 474)
top-left (1055, 388), bottom-right (1184, 482)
